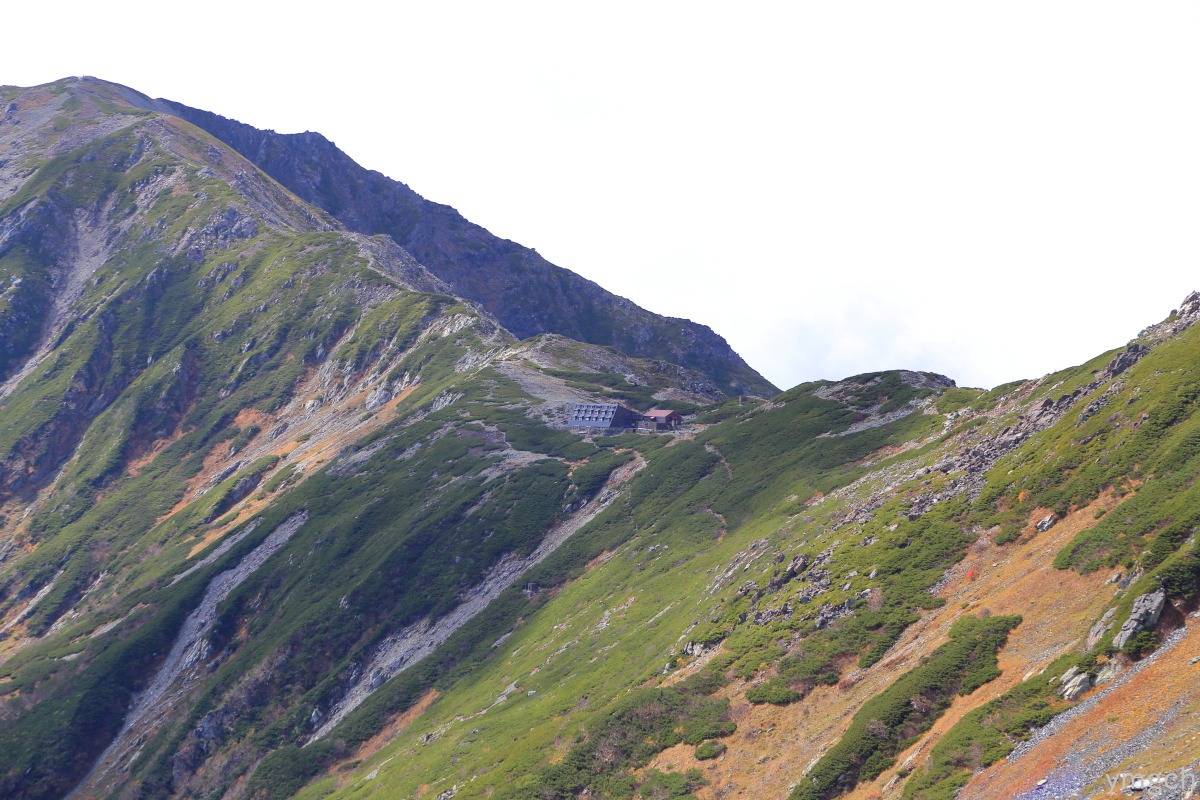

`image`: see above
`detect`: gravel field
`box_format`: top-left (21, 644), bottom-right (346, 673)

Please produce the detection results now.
top-left (1007, 624), bottom-right (1195, 800)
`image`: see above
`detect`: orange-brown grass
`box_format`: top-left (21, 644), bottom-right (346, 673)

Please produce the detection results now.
top-left (329, 689), bottom-right (441, 786)
top-left (643, 489), bottom-right (1132, 800)
top-left (960, 614), bottom-right (1200, 800)
top-left (169, 379), bottom-right (417, 556)
top-left (126, 428), bottom-right (185, 477)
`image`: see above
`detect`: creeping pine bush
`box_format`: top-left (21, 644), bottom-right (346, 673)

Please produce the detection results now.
top-left (791, 614), bottom-right (1021, 800)
top-left (501, 670), bottom-right (734, 800)
top-left (900, 668), bottom-right (1067, 800)
top-left (746, 679), bottom-right (803, 706)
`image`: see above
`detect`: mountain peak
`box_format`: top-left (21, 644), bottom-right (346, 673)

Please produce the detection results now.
top-left (143, 87), bottom-right (778, 397)
top-left (5, 77), bottom-right (775, 396)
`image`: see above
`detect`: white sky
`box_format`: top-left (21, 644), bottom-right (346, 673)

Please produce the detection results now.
top-left (5, 2), bottom-right (1200, 391)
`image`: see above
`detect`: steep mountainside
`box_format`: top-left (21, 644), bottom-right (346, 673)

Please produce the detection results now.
top-left (2, 77), bottom-right (1200, 800)
top-left (0, 78), bottom-right (722, 797)
top-left (127, 86), bottom-right (776, 398)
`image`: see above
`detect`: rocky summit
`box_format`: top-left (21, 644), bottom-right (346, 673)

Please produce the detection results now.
top-left (1, 77), bottom-right (1200, 800)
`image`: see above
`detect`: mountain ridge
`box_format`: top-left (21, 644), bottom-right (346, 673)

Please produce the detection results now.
top-left (74, 77), bottom-right (775, 398)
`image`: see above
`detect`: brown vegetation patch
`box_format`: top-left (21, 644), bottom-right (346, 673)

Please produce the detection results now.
top-left (126, 429), bottom-right (184, 477)
top-left (331, 689), bottom-right (440, 785)
top-left (641, 489), bottom-right (1133, 800)
top-left (586, 550), bottom-right (617, 572)
top-left (846, 488), bottom-right (1133, 800)
top-left (959, 615), bottom-right (1200, 800)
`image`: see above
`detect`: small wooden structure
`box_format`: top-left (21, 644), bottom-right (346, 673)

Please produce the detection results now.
top-left (638, 409), bottom-right (683, 431)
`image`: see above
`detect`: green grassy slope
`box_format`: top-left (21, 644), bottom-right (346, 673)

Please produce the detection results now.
top-left (0, 81), bottom-right (516, 798)
top-left (277, 313), bottom-right (1200, 800)
top-left (246, 373), bottom-right (962, 800)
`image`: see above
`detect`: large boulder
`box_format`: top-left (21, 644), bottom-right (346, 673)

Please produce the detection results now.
top-left (1112, 589), bottom-right (1166, 651)
top-left (1086, 608), bottom-right (1117, 650)
top-left (1060, 672), bottom-right (1092, 701)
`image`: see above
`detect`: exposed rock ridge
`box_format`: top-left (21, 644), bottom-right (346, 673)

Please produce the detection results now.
top-left (1111, 589), bottom-right (1167, 651)
top-left (1138, 290), bottom-right (1200, 342)
top-left (813, 362), bottom-right (1133, 530)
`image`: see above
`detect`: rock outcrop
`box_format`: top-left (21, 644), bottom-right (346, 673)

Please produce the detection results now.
top-left (1059, 671), bottom-right (1092, 701)
top-left (1112, 589), bottom-right (1166, 651)
top-left (1085, 608), bottom-right (1117, 650)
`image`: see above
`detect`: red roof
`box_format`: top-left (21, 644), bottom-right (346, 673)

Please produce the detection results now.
top-left (643, 409), bottom-right (681, 421)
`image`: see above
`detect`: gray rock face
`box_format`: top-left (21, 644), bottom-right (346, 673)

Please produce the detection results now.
top-left (1086, 608), bottom-right (1117, 650)
top-left (195, 710), bottom-right (228, 741)
top-left (735, 580), bottom-right (760, 600)
top-left (1036, 513), bottom-right (1057, 532)
top-left (1059, 672), bottom-right (1092, 701)
top-left (1102, 343), bottom-right (1149, 378)
top-left (1094, 660), bottom-right (1122, 685)
top-left (795, 569), bottom-right (832, 604)
top-left (813, 600), bottom-right (853, 629)
top-left (754, 602), bottom-right (794, 626)
top-left (364, 385), bottom-right (393, 411)
top-left (1112, 589), bottom-right (1166, 651)
top-left (767, 555), bottom-right (810, 591)
top-left (1054, 666), bottom-right (1081, 686)
top-left (787, 554), bottom-right (810, 576)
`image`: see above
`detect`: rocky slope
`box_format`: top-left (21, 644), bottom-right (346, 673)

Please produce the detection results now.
top-left (2, 77), bottom-right (1200, 800)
